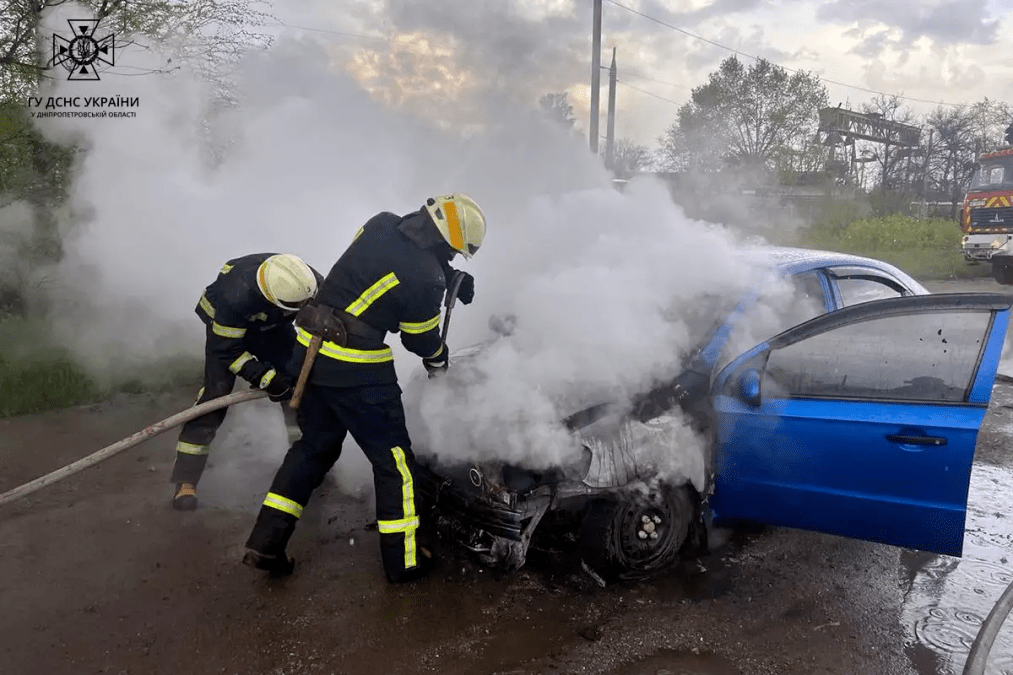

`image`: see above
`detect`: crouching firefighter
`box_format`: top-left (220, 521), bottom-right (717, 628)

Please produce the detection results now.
top-left (242, 193), bottom-right (486, 583)
top-left (170, 253), bottom-right (324, 511)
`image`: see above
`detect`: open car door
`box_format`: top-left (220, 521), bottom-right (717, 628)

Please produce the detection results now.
top-left (709, 293), bottom-right (1013, 557)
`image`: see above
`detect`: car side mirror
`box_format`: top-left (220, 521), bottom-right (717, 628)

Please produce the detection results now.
top-left (739, 369), bottom-right (761, 406)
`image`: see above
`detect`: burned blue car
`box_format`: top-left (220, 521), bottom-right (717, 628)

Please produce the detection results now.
top-left (408, 248), bottom-right (1013, 583)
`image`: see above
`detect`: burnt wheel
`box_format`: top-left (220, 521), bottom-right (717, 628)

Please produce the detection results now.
top-left (578, 483), bottom-right (694, 583)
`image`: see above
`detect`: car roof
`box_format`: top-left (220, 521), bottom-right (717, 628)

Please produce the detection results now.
top-left (739, 245), bottom-right (916, 279)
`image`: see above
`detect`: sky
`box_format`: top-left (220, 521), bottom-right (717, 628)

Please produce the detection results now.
top-left (265, 0), bottom-right (1013, 150)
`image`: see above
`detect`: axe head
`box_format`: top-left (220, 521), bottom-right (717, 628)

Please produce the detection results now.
top-left (295, 303), bottom-right (347, 345)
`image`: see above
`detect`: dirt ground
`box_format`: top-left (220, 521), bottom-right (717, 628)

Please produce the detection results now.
top-left (2, 276), bottom-right (1012, 675)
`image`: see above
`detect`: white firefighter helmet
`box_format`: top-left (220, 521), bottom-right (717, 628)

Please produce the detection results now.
top-left (424, 193), bottom-right (486, 259)
top-left (256, 254), bottom-right (318, 312)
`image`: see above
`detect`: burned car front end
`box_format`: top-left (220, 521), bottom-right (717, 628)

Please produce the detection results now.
top-left (407, 321), bottom-right (718, 582)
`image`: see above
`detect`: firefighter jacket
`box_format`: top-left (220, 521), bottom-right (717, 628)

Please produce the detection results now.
top-left (292, 210), bottom-right (450, 388)
top-left (196, 253), bottom-right (324, 387)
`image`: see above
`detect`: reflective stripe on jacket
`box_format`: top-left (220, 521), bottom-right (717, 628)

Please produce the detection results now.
top-left (293, 211), bottom-right (447, 388)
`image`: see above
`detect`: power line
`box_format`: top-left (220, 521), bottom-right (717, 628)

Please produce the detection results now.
top-left (615, 79), bottom-right (682, 106)
top-left (603, 0), bottom-right (963, 108)
top-left (623, 71), bottom-right (692, 91)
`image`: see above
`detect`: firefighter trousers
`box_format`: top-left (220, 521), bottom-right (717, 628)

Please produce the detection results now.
top-left (170, 322), bottom-right (297, 486)
top-left (244, 381), bottom-right (423, 581)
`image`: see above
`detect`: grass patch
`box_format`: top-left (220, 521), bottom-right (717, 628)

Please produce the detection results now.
top-left (771, 215), bottom-right (990, 280)
top-left (0, 316), bottom-right (203, 418)
top-left (0, 354), bottom-right (99, 417)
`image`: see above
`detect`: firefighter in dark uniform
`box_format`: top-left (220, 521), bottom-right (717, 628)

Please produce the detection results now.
top-left (242, 193), bottom-right (486, 583)
top-left (170, 253), bottom-right (324, 511)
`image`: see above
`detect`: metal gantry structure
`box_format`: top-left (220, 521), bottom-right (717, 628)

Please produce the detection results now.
top-left (817, 107), bottom-right (922, 148)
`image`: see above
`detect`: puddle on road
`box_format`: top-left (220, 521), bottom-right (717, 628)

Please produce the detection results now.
top-left (901, 462), bottom-right (1013, 675)
top-left (605, 648), bottom-right (743, 675)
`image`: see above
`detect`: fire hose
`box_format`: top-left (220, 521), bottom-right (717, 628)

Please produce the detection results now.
top-left (962, 576), bottom-right (1013, 675)
top-left (0, 389), bottom-right (269, 508)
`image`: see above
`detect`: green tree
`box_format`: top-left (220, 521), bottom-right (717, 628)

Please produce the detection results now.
top-left (921, 98), bottom-right (1013, 219)
top-left (607, 138), bottom-right (653, 177)
top-left (0, 1), bottom-right (275, 315)
top-left (658, 56), bottom-right (829, 174)
top-left (538, 91), bottom-right (576, 129)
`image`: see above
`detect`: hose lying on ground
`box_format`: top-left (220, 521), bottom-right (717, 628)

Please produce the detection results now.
top-left (962, 575), bottom-right (1013, 675)
top-left (0, 389), bottom-right (269, 507)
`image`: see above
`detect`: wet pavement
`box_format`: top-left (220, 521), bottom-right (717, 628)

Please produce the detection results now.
top-left (906, 276), bottom-right (1013, 675)
top-left (898, 384), bottom-right (1013, 675)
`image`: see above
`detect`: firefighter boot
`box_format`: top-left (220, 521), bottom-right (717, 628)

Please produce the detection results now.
top-left (242, 549), bottom-right (296, 578)
top-left (384, 543), bottom-right (434, 584)
top-left (172, 483), bottom-right (198, 511)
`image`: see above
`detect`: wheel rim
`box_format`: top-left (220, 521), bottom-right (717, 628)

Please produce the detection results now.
top-left (614, 491), bottom-right (684, 572)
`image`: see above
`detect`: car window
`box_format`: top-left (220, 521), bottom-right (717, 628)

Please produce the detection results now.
top-left (835, 277), bottom-right (904, 307)
top-left (761, 310), bottom-right (991, 403)
top-left (714, 272), bottom-right (828, 376)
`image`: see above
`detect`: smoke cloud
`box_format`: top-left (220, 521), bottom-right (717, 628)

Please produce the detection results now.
top-left (31, 2), bottom-right (790, 495)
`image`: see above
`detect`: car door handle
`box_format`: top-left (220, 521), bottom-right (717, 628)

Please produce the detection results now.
top-left (885, 434), bottom-right (947, 446)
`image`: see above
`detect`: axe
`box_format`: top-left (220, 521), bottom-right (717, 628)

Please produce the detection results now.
top-left (441, 270), bottom-right (466, 345)
top-left (290, 304), bottom-right (347, 410)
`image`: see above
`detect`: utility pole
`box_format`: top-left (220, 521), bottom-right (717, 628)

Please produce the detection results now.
top-left (589, 0), bottom-right (602, 155)
top-left (605, 47), bottom-right (617, 171)
top-left (920, 128), bottom-right (934, 219)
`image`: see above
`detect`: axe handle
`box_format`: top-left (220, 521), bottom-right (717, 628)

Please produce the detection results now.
top-left (441, 271), bottom-right (466, 344)
top-left (290, 335), bottom-right (322, 410)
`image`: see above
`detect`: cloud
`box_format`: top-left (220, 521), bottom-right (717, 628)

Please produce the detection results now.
top-left (817, 0), bottom-right (1000, 48)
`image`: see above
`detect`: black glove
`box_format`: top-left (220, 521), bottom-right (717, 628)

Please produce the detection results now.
top-left (447, 270), bottom-right (474, 305)
top-left (423, 345), bottom-right (449, 379)
top-left (242, 360), bottom-right (293, 401)
top-left (264, 371), bottom-right (293, 402)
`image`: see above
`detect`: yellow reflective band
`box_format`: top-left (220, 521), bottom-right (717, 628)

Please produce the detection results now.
top-left (199, 294), bottom-right (216, 319)
top-left (345, 272), bottom-right (400, 317)
top-left (377, 517), bottom-right (421, 534)
top-left (220, 263), bottom-right (234, 275)
top-left (230, 352), bottom-right (256, 374)
top-left (399, 314), bottom-right (441, 335)
top-left (192, 387), bottom-right (205, 405)
top-left (175, 484), bottom-right (197, 498)
top-left (426, 343), bottom-right (445, 360)
top-left (353, 226), bottom-right (364, 241)
top-left (263, 492), bottom-right (304, 519)
top-left (260, 369), bottom-right (276, 389)
top-left (443, 200), bottom-right (464, 251)
top-left (392, 446), bottom-right (418, 568)
top-left (250, 312), bottom-right (269, 322)
top-left (176, 441), bottom-right (209, 456)
top-left (296, 327), bottom-right (394, 364)
top-left (213, 322), bottom-right (247, 339)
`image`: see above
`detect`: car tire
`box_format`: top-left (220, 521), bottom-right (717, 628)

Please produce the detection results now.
top-left (578, 483), bottom-right (695, 583)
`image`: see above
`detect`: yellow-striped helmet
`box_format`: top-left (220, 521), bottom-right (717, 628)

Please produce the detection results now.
top-left (424, 193), bottom-right (486, 259)
top-left (256, 254), bottom-right (318, 312)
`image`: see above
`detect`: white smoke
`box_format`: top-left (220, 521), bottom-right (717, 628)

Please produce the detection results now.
top-left (405, 179), bottom-right (766, 474)
top-left (30, 2), bottom-right (790, 494)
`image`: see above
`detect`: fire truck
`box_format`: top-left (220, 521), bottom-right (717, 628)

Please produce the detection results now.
top-left (960, 132), bottom-right (1013, 284)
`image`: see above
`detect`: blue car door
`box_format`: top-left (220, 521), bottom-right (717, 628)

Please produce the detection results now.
top-left (709, 293), bottom-right (1013, 557)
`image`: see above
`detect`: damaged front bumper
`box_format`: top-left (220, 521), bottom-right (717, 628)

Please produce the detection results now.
top-left (414, 461), bottom-right (556, 571)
